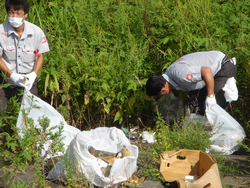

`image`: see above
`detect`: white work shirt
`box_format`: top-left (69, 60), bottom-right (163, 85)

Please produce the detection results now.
top-left (0, 20), bottom-right (50, 74)
top-left (163, 51), bottom-right (226, 91)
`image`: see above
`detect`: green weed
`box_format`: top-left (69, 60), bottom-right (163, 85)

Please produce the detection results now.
top-left (214, 155), bottom-right (239, 178)
top-left (10, 180), bottom-right (32, 188)
top-left (0, 95), bottom-right (65, 187)
top-left (138, 108), bottom-right (213, 181)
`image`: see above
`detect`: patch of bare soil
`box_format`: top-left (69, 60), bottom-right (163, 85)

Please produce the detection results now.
top-left (220, 149), bottom-right (250, 188)
top-left (0, 143), bottom-right (250, 188)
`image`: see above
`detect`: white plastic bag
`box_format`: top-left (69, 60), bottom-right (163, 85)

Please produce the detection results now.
top-left (222, 77), bottom-right (238, 102)
top-left (16, 89), bottom-right (81, 158)
top-left (141, 131), bottom-right (155, 143)
top-left (47, 127), bottom-right (139, 187)
top-left (206, 104), bottom-right (246, 155)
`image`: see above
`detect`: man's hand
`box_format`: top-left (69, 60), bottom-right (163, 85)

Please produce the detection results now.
top-left (10, 73), bottom-right (25, 87)
top-left (25, 72), bottom-right (37, 90)
top-left (205, 95), bottom-right (217, 111)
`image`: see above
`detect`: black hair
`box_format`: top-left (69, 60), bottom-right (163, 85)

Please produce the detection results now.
top-left (146, 75), bottom-right (166, 97)
top-left (5, 0), bottom-right (30, 14)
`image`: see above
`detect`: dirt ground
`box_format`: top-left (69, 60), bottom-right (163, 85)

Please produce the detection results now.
top-left (220, 149), bottom-right (250, 188)
top-left (0, 144), bottom-right (250, 188)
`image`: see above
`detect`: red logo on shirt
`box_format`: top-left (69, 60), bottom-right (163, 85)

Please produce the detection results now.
top-left (1, 32), bottom-right (8, 37)
top-left (42, 37), bottom-right (47, 43)
top-left (187, 74), bottom-right (193, 80)
top-left (174, 58), bottom-right (186, 63)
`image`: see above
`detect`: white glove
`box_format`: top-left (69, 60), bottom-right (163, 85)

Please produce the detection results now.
top-left (170, 93), bottom-right (179, 100)
top-left (10, 73), bottom-right (25, 87)
top-left (205, 95), bottom-right (217, 111)
top-left (25, 72), bottom-right (37, 90)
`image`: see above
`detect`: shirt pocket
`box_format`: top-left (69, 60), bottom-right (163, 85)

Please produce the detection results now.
top-left (3, 46), bottom-right (16, 61)
top-left (23, 47), bottom-right (36, 63)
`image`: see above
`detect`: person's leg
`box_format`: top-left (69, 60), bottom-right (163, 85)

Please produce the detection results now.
top-left (188, 87), bottom-right (207, 116)
top-left (0, 73), bottom-right (24, 146)
top-left (0, 85), bottom-right (22, 146)
top-left (214, 58), bottom-right (237, 110)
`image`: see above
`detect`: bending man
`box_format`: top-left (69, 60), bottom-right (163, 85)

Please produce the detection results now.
top-left (146, 51), bottom-right (237, 115)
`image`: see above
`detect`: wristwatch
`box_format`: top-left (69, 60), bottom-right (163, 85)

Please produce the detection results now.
top-left (207, 94), bottom-right (215, 98)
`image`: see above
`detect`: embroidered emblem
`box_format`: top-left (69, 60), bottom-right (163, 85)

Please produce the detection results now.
top-left (173, 58), bottom-right (186, 63)
top-left (1, 32), bottom-right (8, 37)
top-left (42, 37), bottom-right (47, 43)
top-left (186, 74), bottom-right (193, 80)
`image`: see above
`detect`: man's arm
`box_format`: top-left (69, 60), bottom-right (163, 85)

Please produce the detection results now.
top-left (201, 67), bottom-right (214, 96)
top-left (0, 55), bottom-right (12, 77)
top-left (33, 53), bottom-right (44, 74)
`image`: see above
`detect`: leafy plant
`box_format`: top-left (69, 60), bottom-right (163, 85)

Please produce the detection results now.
top-left (10, 180), bottom-right (32, 188)
top-left (0, 94), bottom-right (65, 187)
top-left (214, 155), bottom-right (239, 178)
top-left (138, 108), bottom-right (213, 181)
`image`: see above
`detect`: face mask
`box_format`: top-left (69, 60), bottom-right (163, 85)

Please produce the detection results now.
top-left (8, 16), bottom-right (24, 28)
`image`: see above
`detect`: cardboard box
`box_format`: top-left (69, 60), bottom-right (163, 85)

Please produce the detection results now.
top-left (160, 149), bottom-right (222, 188)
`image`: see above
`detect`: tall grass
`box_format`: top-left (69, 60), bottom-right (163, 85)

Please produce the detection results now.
top-left (0, 0), bottom-right (249, 132)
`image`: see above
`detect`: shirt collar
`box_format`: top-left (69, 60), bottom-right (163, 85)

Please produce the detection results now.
top-left (7, 20), bottom-right (33, 39)
top-left (7, 21), bottom-right (15, 36)
top-left (162, 74), bottom-right (178, 89)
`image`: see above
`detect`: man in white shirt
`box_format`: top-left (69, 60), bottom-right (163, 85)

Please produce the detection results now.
top-left (146, 51), bottom-right (237, 115)
top-left (0, 0), bottom-right (50, 143)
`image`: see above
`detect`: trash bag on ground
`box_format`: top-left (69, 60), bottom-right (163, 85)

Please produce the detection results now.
top-left (190, 104), bottom-right (246, 155)
top-left (16, 89), bottom-right (81, 158)
top-left (47, 127), bottom-right (139, 187)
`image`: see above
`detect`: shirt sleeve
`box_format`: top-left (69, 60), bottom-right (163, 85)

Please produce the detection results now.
top-left (0, 46), bottom-right (3, 56)
top-left (178, 65), bottom-right (202, 83)
top-left (37, 31), bottom-right (50, 54)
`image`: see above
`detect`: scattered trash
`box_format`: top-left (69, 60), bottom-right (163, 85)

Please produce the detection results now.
top-left (185, 175), bottom-right (199, 183)
top-left (130, 126), bottom-right (139, 133)
top-left (122, 127), bottom-right (129, 134)
top-left (141, 131), bottom-right (155, 144)
top-left (122, 174), bottom-right (145, 187)
top-left (160, 149), bottom-right (222, 188)
top-left (122, 126), bottom-right (139, 140)
top-left (121, 146), bottom-right (133, 157)
top-left (125, 132), bottom-right (139, 140)
top-left (47, 127), bottom-right (139, 187)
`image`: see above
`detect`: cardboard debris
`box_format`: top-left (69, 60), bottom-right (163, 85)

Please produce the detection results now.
top-left (160, 149), bottom-right (222, 188)
top-left (99, 155), bottom-right (119, 166)
top-left (122, 174), bottom-right (145, 187)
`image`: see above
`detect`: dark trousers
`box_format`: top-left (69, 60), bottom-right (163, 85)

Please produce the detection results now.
top-left (188, 55), bottom-right (237, 116)
top-left (0, 74), bottom-right (38, 144)
top-left (0, 75), bottom-right (38, 111)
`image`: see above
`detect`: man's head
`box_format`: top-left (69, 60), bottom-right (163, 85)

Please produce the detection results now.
top-left (5, 0), bottom-right (29, 28)
top-left (5, 0), bottom-right (30, 15)
top-left (146, 75), bottom-right (172, 97)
